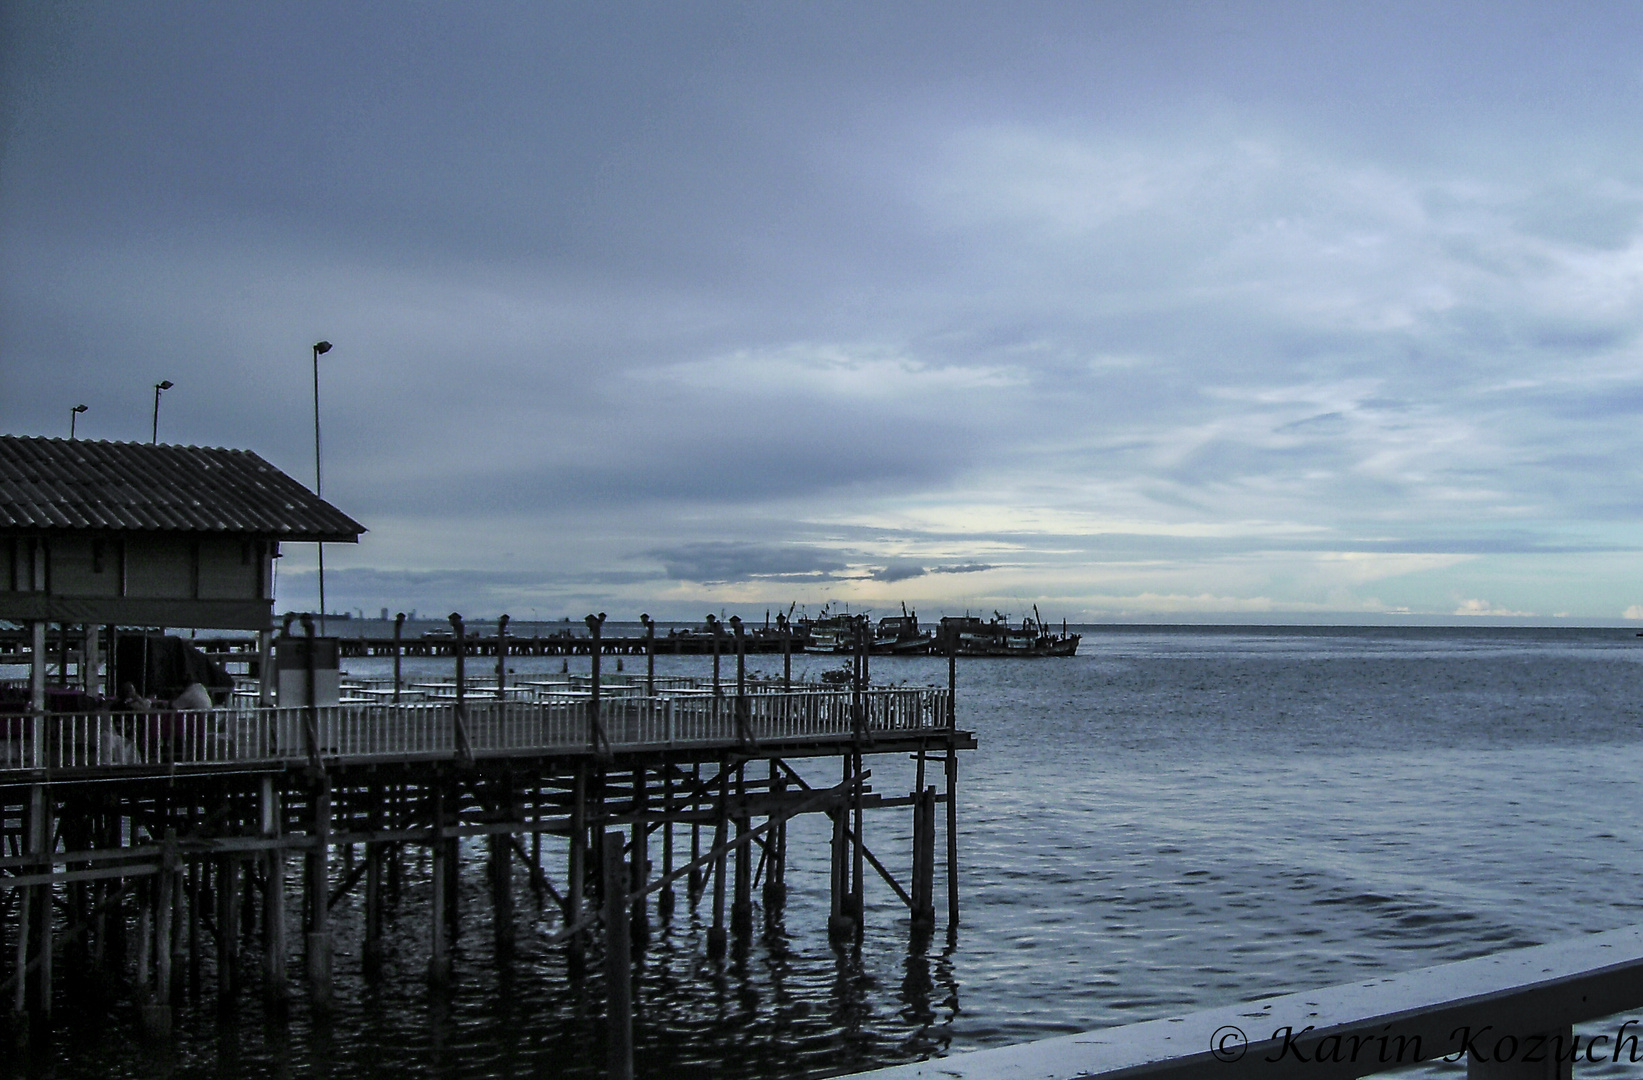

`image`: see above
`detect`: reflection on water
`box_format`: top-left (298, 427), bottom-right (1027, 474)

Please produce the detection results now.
top-left (23, 626), bottom-right (1643, 1078)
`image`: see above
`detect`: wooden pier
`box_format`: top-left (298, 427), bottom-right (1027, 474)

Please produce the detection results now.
top-left (0, 651), bottom-right (973, 1074)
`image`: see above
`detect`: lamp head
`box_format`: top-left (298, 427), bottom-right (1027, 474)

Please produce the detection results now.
top-left (313, 341), bottom-right (332, 355)
top-left (71, 404), bottom-right (87, 414)
top-left (156, 380), bottom-right (173, 391)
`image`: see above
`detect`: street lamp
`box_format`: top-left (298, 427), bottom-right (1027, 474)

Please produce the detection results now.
top-left (151, 381), bottom-right (173, 444)
top-left (312, 342), bottom-right (332, 631)
top-left (69, 404), bottom-right (87, 440)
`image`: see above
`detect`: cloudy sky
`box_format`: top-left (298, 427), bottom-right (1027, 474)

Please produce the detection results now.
top-left (5, 2), bottom-right (1643, 623)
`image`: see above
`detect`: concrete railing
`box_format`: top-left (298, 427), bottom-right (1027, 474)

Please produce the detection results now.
top-left (848, 924), bottom-right (1643, 1080)
top-left (0, 686), bottom-right (952, 774)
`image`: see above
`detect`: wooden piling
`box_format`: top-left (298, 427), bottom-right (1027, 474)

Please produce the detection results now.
top-left (829, 756), bottom-right (852, 941)
top-left (763, 759), bottom-right (786, 914)
top-left (306, 778), bottom-right (333, 1005)
top-left (851, 749), bottom-right (865, 937)
top-left (946, 744), bottom-right (959, 931)
top-left (429, 787), bottom-right (450, 984)
top-left (261, 778), bottom-right (288, 1000)
top-left (657, 766), bottom-right (676, 921)
top-left (145, 835), bottom-right (176, 1034)
top-left (731, 762), bottom-right (752, 945)
top-left (688, 762), bottom-right (703, 907)
top-left (629, 766), bottom-right (649, 946)
top-left (187, 859), bottom-right (202, 998)
top-left (27, 785), bottom-right (50, 1021)
top-left (489, 833), bottom-right (514, 953)
top-left (602, 831), bottom-right (634, 1080)
top-left (392, 612), bottom-right (405, 703)
top-left (567, 764), bottom-right (587, 967)
top-left (707, 765), bottom-right (729, 959)
top-left (364, 841), bottom-right (384, 970)
top-left (216, 856), bottom-right (239, 1003)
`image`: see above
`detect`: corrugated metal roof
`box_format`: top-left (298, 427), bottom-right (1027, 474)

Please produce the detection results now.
top-left (0, 437), bottom-right (366, 541)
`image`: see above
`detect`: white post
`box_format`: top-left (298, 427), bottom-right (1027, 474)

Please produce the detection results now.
top-left (30, 621), bottom-right (46, 769)
top-left (257, 629), bottom-right (275, 707)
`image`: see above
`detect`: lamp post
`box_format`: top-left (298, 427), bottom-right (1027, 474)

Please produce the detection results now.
top-left (151, 381), bottom-right (172, 444)
top-left (69, 404), bottom-right (86, 440)
top-left (312, 341), bottom-right (332, 632)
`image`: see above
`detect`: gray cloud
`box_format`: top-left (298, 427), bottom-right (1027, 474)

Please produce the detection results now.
top-left (649, 543), bottom-right (848, 585)
top-left (8, 4), bottom-right (1643, 620)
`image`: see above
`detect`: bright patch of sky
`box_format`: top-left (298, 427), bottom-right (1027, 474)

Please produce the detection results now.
top-left (4, 2), bottom-right (1643, 622)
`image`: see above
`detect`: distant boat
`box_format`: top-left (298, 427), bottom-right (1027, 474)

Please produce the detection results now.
top-left (797, 609), bottom-right (858, 653)
top-left (872, 605), bottom-right (934, 655)
top-left (934, 608), bottom-right (1079, 657)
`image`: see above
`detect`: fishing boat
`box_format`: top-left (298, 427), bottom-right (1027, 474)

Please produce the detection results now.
top-left (872, 605), bottom-right (934, 654)
top-left (797, 609), bottom-right (860, 653)
top-left (933, 607), bottom-right (1079, 657)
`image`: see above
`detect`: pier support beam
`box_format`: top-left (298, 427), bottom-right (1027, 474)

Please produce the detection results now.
top-left (731, 763), bottom-right (753, 947)
top-left (946, 745), bottom-right (959, 932)
top-left (306, 778), bottom-right (333, 1006)
top-left (829, 756), bottom-right (853, 942)
top-left (216, 855), bottom-right (240, 1005)
top-left (488, 834), bottom-right (514, 954)
top-left (657, 766), bottom-right (676, 921)
top-left (688, 763), bottom-right (703, 908)
top-left (602, 831), bottom-right (634, 1080)
top-left (707, 766), bottom-right (729, 959)
top-left (261, 778), bottom-right (288, 1002)
top-left (567, 765), bottom-right (587, 967)
top-left (629, 767), bottom-right (649, 947)
top-left (763, 760), bottom-right (787, 918)
top-left (429, 788), bottom-right (450, 984)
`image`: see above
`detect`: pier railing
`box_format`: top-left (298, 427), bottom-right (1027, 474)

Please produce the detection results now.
top-left (847, 924), bottom-right (1643, 1080)
top-left (0, 686), bottom-right (952, 774)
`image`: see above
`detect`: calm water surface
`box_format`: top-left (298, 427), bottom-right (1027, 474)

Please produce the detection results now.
top-left (28, 626), bottom-right (1643, 1078)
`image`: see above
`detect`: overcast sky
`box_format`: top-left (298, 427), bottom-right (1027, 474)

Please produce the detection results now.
top-left (5, 2), bottom-right (1643, 623)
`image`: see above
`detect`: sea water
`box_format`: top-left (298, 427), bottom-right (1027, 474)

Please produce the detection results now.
top-left (26, 625), bottom-right (1643, 1078)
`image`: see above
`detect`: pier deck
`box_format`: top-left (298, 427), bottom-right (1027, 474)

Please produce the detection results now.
top-left (0, 682), bottom-right (973, 1071)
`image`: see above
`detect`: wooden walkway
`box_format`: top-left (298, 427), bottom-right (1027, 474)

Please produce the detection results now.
top-left (0, 681), bottom-right (974, 1069)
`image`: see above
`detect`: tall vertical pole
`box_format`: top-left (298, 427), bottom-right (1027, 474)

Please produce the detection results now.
top-left (495, 614), bottom-right (509, 699)
top-left (640, 614), bottom-right (655, 696)
top-left (392, 612), bottom-right (405, 703)
top-left (778, 613), bottom-right (791, 689)
top-left (709, 616), bottom-right (721, 699)
top-left (731, 616), bottom-right (747, 745)
top-left (946, 638), bottom-right (959, 931)
top-left (450, 612), bottom-right (471, 762)
top-left (586, 613), bottom-right (605, 754)
top-left (311, 341), bottom-right (331, 634)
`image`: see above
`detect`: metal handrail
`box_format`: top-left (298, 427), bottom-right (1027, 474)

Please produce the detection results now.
top-left (0, 687), bottom-right (952, 774)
